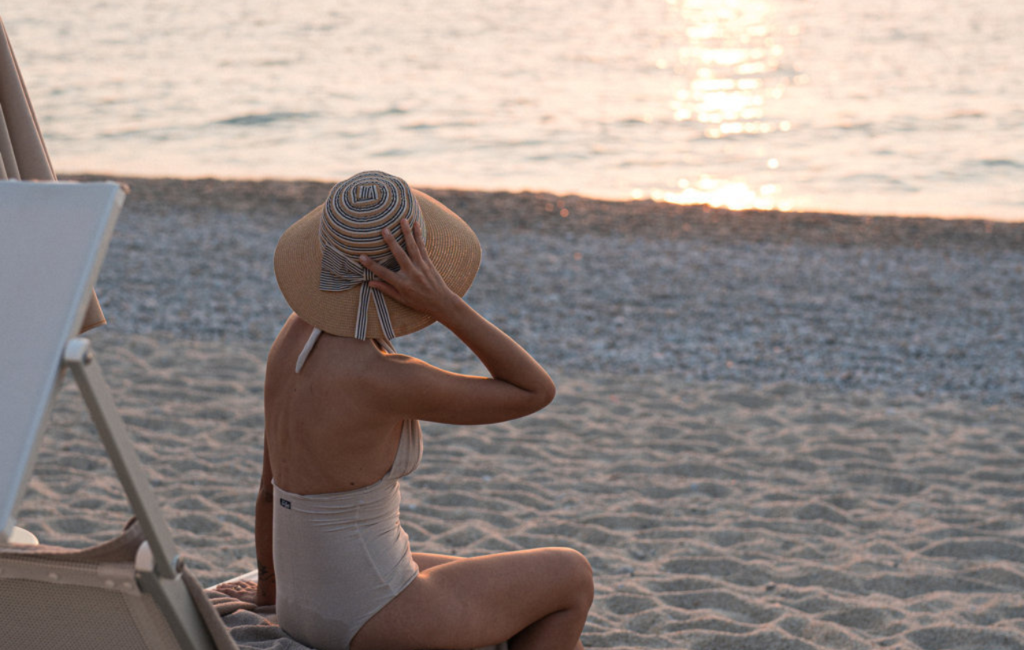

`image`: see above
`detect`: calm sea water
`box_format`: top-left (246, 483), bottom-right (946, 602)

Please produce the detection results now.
top-left (5, 0), bottom-right (1023, 220)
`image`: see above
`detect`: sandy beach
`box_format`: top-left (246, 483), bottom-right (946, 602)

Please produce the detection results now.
top-left (15, 176), bottom-right (1024, 649)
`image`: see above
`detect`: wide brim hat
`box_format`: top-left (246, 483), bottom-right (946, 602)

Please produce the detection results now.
top-left (275, 172), bottom-right (481, 339)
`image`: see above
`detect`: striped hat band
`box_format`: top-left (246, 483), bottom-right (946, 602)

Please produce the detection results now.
top-left (319, 171), bottom-right (425, 259)
top-left (317, 171), bottom-right (427, 340)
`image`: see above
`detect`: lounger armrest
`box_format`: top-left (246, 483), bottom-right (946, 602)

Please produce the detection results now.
top-left (7, 526), bottom-right (39, 546)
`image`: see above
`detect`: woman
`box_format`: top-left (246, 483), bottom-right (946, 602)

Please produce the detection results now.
top-left (254, 171), bottom-right (593, 650)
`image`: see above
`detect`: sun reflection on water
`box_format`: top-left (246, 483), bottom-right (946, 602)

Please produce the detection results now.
top-left (637, 0), bottom-right (802, 212)
top-left (634, 176), bottom-right (790, 212)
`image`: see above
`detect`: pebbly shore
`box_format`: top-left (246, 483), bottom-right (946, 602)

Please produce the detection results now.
top-left (76, 174), bottom-right (1024, 404)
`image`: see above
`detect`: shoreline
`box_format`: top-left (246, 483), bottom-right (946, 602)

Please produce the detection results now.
top-left (72, 174), bottom-right (1023, 404)
top-left (58, 167), bottom-right (1024, 225)
top-left (64, 173), bottom-right (1024, 246)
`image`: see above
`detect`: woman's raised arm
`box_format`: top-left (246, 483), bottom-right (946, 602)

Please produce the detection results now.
top-left (360, 219), bottom-right (555, 425)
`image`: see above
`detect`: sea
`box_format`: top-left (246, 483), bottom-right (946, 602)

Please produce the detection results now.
top-left (5, 0), bottom-right (1023, 220)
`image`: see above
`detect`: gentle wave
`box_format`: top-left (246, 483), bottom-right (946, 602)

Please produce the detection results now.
top-left (213, 112), bottom-right (318, 127)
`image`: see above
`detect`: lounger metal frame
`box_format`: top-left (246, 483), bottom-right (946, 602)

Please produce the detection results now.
top-left (0, 182), bottom-right (221, 650)
top-left (64, 337), bottom-right (218, 650)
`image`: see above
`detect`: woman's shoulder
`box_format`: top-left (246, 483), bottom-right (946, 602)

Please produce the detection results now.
top-left (265, 315), bottom-right (449, 406)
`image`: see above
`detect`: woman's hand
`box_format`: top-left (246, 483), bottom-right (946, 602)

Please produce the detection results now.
top-left (359, 216), bottom-right (555, 425)
top-left (359, 219), bottom-right (458, 320)
top-left (215, 580), bottom-right (258, 603)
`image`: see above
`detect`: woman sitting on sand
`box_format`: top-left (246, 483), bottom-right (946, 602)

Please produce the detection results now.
top-left (254, 171), bottom-right (593, 650)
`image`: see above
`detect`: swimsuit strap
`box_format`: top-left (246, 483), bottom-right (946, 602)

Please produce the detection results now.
top-left (384, 418), bottom-right (423, 480)
top-left (295, 327), bottom-right (323, 373)
top-left (294, 328), bottom-right (397, 373)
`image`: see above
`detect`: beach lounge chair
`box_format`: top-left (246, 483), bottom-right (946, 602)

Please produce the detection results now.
top-left (0, 181), bottom-right (506, 650)
top-left (0, 181), bottom-right (236, 650)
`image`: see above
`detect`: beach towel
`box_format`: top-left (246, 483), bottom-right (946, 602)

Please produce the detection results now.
top-left (206, 580), bottom-right (509, 650)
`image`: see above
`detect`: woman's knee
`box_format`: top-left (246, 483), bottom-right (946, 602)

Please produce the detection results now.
top-left (570, 549), bottom-right (595, 606)
top-left (544, 548), bottom-right (593, 607)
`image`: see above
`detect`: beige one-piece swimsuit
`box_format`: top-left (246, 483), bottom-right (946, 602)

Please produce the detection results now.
top-left (273, 330), bottom-right (507, 650)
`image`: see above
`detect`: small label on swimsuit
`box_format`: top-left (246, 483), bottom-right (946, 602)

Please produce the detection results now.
top-left (279, 498), bottom-right (292, 509)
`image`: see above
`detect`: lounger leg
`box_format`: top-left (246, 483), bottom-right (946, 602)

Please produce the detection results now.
top-left (137, 569), bottom-right (220, 650)
top-left (63, 338), bottom-right (180, 578)
top-left (64, 337), bottom-right (219, 650)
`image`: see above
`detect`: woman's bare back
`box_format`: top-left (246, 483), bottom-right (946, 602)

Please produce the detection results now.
top-left (263, 314), bottom-right (405, 495)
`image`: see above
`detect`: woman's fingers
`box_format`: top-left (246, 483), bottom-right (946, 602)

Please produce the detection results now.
top-left (412, 220), bottom-right (429, 258)
top-left (358, 218), bottom-right (446, 314)
top-left (400, 219), bottom-right (420, 264)
top-left (360, 221), bottom-right (415, 284)
top-left (381, 223), bottom-right (413, 269)
top-left (359, 255), bottom-right (402, 290)
top-left (402, 219), bottom-right (430, 265)
top-left (366, 277), bottom-right (401, 300)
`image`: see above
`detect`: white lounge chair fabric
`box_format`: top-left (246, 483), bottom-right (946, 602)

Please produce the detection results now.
top-left (0, 182), bottom-right (123, 543)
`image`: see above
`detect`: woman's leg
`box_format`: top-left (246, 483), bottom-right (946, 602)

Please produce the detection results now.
top-left (412, 552), bottom-right (459, 571)
top-left (413, 552), bottom-right (586, 649)
top-left (352, 547), bottom-right (593, 650)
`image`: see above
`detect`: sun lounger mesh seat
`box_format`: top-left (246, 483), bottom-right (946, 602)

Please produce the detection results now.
top-left (0, 519), bottom-right (236, 650)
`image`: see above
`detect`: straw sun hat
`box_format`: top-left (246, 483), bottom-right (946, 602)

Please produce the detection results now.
top-left (274, 171), bottom-right (481, 340)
